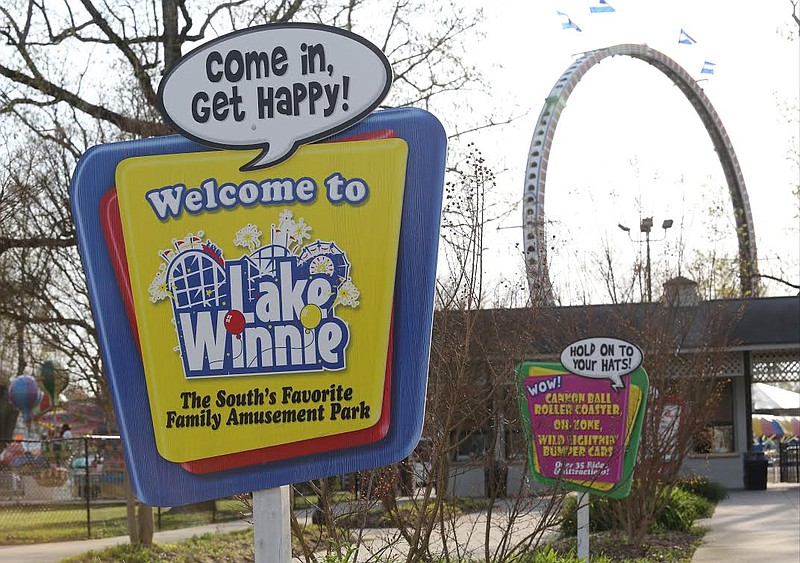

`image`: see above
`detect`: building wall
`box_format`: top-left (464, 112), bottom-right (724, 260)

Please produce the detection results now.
top-left (450, 454), bottom-right (750, 496)
top-left (449, 461), bottom-right (542, 498)
top-left (447, 462), bottom-right (485, 497)
top-left (681, 453), bottom-right (744, 490)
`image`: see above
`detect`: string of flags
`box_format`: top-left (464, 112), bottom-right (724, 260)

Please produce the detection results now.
top-left (678, 28), bottom-right (696, 45)
top-left (557, 11), bottom-right (582, 32)
top-left (557, 2), bottom-right (617, 33)
top-left (678, 28), bottom-right (716, 78)
top-left (554, 6), bottom-right (716, 80)
top-left (589, 1), bottom-right (615, 13)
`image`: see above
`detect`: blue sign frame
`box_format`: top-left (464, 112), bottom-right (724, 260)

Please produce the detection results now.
top-left (71, 108), bottom-right (445, 506)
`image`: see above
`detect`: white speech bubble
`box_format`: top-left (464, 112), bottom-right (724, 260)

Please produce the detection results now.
top-left (560, 337), bottom-right (643, 391)
top-left (157, 23), bottom-right (392, 170)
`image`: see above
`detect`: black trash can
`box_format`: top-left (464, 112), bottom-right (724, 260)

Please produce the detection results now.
top-left (743, 451), bottom-right (768, 490)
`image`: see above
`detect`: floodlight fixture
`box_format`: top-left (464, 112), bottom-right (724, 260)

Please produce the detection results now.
top-left (619, 216), bottom-right (674, 303)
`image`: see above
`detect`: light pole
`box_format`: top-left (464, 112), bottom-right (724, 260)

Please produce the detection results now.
top-left (618, 218), bottom-right (673, 302)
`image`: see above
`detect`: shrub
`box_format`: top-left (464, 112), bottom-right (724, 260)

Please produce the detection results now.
top-left (655, 487), bottom-right (713, 532)
top-left (559, 486), bottom-right (713, 536)
top-left (675, 475), bottom-right (728, 503)
top-left (558, 495), bottom-right (617, 536)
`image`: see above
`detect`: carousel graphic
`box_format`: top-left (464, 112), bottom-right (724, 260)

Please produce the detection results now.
top-left (147, 210), bottom-right (359, 378)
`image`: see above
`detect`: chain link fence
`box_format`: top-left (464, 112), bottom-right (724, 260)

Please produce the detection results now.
top-left (0, 436), bottom-right (239, 544)
top-left (0, 435), bottom-right (428, 545)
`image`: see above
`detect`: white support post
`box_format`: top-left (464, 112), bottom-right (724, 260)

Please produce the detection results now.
top-left (254, 486), bottom-right (292, 563)
top-left (577, 492), bottom-right (590, 562)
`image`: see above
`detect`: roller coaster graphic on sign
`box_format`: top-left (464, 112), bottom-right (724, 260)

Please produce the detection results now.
top-left (522, 44), bottom-right (759, 305)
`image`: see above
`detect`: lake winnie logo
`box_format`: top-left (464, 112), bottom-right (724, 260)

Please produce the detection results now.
top-left (147, 210), bottom-right (359, 378)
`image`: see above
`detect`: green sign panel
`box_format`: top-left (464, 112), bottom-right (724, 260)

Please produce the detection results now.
top-left (516, 338), bottom-right (649, 499)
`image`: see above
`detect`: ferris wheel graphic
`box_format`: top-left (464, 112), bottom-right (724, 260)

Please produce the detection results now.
top-left (298, 240), bottom-right (351, 287)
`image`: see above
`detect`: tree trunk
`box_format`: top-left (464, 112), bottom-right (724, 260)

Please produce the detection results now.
top-left (123, 467), bottom-right (153, 546)
top-left (124, 470), bottom-right (139, 544)
top-left (15, 320), bottom-right (26, 375)
top-left (138, 504), bottom-right (154, 546)
top-left (0, 386), bottom-right (20, 441)
top-left (161, 0), bottom-right (182, 73)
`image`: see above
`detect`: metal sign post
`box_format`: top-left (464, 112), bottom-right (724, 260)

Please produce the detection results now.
top-left (254, 486), bottom-right (291, 563)
top-left (577, 492), bottom-right (590, 561)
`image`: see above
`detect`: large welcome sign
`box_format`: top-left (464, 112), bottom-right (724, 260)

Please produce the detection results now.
top-left (71, 23), bottom-right (445, 506)
top-left (117, 140), bottom-right (406, 466)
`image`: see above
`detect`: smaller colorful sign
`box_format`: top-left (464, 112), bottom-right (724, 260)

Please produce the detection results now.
top-left (523, 370), bottom-right (631, 484)
top-left (517, 338), bottom-right (648, 499)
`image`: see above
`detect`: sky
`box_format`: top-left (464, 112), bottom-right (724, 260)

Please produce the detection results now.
top-left (6, 0), bottom-right (793, 306)
top-left (450, 0), bottom-right (799, 303)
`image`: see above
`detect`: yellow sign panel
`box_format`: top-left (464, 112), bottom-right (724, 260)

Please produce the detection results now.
top-left (115, 139), bottom-right (407, 462)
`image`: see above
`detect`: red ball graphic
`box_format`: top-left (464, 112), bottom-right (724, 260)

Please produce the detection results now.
top-left (224, 310), bottom-right (245, 336)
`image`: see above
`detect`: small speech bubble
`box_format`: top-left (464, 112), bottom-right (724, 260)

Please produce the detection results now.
top-left (157, 23), bottom-right (392, 171)
top-left (560, 337), bottom-right (643, 392)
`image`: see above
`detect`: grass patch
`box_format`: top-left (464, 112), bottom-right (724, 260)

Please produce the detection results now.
top-left (62, 524), bottom-right (342, 562)
top-left (0, 499), bottom-right (246, 545)
top-left (62, 529), bottom-right (255, 563)
top-left (0, 504), bottom-right (129, 544)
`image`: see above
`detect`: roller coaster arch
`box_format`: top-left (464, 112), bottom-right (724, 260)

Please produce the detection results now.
top-left (522, 44), bottom-right (758, 304)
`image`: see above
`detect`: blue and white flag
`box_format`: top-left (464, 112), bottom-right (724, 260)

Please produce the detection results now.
top-left (678, 29), bottom-right (697, 45)
top-left (589, 1), bottom-right (615, 13)
top-left (700, 61), bottom-right (716, 75)
top-left (557, 11), bottom-right (582, 32)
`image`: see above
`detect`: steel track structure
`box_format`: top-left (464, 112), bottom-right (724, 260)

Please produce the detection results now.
top-left (523, 44), bottom-right (758, 305)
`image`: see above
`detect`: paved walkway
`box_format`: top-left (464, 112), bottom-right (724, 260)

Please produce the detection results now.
top-left (692, 482), bottom-right (800, 563)
top-left (1, 484), bottom-right (798, 562)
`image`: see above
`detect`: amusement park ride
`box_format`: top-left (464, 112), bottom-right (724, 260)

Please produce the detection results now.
top-left (521, 44), bottom-right (758, 304)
